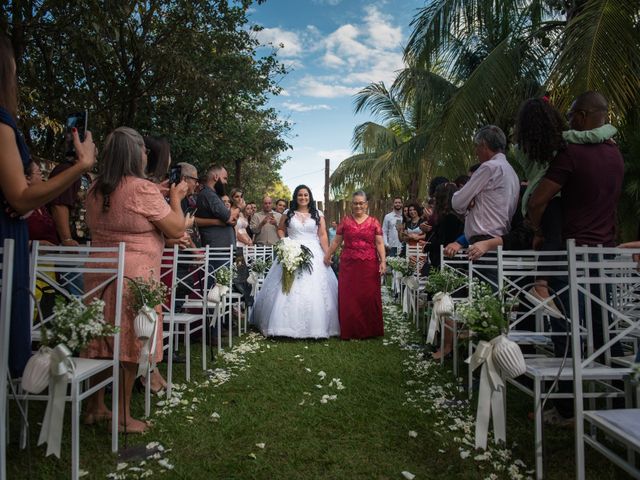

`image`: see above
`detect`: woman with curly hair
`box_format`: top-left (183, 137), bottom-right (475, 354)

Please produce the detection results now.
top-left (252, 185), bottom-right (339, 338)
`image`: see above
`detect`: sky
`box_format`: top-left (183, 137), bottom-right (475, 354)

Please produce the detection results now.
top-left (248, 0), bottom-right (426, 201)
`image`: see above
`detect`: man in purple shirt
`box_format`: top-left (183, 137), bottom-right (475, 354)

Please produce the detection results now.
top-left (451, 125), bottom-right (520, 245)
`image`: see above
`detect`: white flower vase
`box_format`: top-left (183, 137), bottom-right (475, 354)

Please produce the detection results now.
top-left (22, 347), bottom-right (52, 394)
top-left (207, 285), bottom-right (222, 303)
top-left (491, 334), bottom-right (526, 378)
top-left (218, 285), bottom-right (229, 297)
top-left (134, 305), bottom-right (157, 340)
top-left (432, 292), bottom-right (454, 316)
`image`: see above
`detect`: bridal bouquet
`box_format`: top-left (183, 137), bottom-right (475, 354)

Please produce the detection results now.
top-left (273, 238), bottom-right (314, 294)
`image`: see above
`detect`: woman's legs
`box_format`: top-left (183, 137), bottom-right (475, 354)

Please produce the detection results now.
top-left (119, 361), bottom-right (148, 433)
top-left (432, 318), bottom-right (453, 359)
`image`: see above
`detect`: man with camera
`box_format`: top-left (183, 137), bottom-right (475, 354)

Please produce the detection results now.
top-left (250, 196), bottom-right (281, 246)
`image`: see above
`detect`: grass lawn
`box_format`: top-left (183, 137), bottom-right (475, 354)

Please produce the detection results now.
top-left (6, 289), bottom-right (631, 479)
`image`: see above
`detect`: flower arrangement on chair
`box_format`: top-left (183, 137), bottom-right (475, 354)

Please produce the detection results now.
top-left (128, 276), bottom-right (169, 378)
top-left (23, 296), bottom-right (115, 394)
top-left (208, 265), bottom-right (236, 303)
top-left (424, 268), bottom-right (468, 344)
top-left (458, 281), bottom-right (526, 450)
top-left (387, 257), bottom-right (411, 277)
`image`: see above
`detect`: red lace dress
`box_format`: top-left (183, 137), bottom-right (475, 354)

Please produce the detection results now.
top-left (337, 215), bottom-right (384, 339)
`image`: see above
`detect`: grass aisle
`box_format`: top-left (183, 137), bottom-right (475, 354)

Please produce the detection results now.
top-left (8, 288), bottom-right (622, 479)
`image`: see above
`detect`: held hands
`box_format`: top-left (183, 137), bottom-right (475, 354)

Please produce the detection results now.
top-left (323, 252), bottom-right (332, 266)
top-left (72, 129), bottom-right (97, 172)
top-left (378, 260), bottom-right (386, 275)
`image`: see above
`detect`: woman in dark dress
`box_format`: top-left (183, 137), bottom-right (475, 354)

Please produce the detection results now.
top-left (324, 191), bottom-right (386, 339)
top-left (428, 183), bottom-right (464, 360)
top-left (0, 34), bottom-right (95, 377)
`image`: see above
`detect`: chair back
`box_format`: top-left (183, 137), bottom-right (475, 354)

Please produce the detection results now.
top-left (439, 245), bottom-right (471, 301)
top-left (29, 242), bottom-right (126, 359)
top-left (405, 244), bottom-right (427, 278)
top-left (243, 245), bottom-right (274, 267)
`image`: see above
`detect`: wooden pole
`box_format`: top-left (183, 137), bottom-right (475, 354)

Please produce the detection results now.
top-left (324, 158), bottom-right (331, 224)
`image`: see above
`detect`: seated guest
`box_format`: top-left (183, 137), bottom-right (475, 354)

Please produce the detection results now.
top-left (83, 127), bottom-right (188, 433)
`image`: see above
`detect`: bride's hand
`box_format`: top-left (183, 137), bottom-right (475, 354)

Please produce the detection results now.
top-left (323, 253), bottom-right (332, 266)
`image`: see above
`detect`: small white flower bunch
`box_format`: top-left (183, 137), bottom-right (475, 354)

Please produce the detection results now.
top-left (387, 257), bottom-right (411, 276)
top-left (41, 297), bottom-right (117, 353)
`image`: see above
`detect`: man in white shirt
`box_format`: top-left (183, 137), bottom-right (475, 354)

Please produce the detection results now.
top-left (382, 197), bottom-right (404, 256)
top-left (451, 125), bottom-right (520, 245)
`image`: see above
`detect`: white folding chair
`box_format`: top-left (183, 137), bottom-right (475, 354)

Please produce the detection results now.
top-left (17, 242), bottom-right (125, 480)
top-left (403, 244), bottom-right (427, 326)
top-left (0, 239), bottom-right (15, 480)
top-left (206, 246), bottom-right (236, 352)
top-left (569, 242), bottom-right (640, 479)
top-left (162, 246), bottom-right (210, 393)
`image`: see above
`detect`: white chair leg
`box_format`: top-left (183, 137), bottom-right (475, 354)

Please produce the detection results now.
top-left (144, 366), bottom-right (151, 418)
top-left (534, 380), bottom-right (544, 480)
top-left (185, 324), bottom-right (191, 382)
top-left (71, 382), bottom-right (80, 480)
top-left (201, 316), bottom-right (207, 372)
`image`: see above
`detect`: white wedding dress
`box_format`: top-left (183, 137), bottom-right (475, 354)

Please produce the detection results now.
top-left (253, 211), bottom-right (340, 338)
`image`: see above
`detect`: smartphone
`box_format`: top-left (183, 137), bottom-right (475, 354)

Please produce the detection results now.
top-left (168, 165), bottom-right (182, 185)
top-left (186, 207), bottom-right (197, 217)
top-left (65, 110), bottom-right (88, 156)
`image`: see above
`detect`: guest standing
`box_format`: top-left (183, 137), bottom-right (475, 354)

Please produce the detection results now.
top-left (83, 127), bottom-right (188, 433)
top-left (250, 196), bottom-right (281, 246)
top-left (0, 34), bottom-right (96, 377)
top-left (325, 191), bottom-right (385, 339)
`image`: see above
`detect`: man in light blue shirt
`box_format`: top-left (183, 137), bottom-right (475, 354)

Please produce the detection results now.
top-left (451, 125), bottom-right (520, 245)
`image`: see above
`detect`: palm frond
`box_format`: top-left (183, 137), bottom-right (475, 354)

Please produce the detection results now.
top-left (352, 82), bottom-right (413, 136)
top-left (351, 122), bottom-right (402, 153)
top-left (547, 0), bottom-right (640, 116)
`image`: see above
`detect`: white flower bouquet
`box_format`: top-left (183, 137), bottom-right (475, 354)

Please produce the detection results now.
top-left (41, 297), bottom-right (117, 354)
top-left (273, 237), bottom-right (314, 294)
top-left (128, 276), bottom-right (168, 341)
top-left (387, 257), bottom-right (411, 276)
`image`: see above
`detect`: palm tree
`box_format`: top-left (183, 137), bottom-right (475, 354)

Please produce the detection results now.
top-left (404, 0), bottom-right (640, 171)
top-left (330, 80), bottom-right (424, 200)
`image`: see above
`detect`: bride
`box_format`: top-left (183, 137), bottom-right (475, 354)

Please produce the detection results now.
top-left (253, 185), bottom-right (340, 338)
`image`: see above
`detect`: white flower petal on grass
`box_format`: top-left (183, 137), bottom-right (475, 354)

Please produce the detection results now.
top-left (210, 412), bottom-right (221, 421)
top-left (117, 462), bottom-right (128, 471)
top-left (158, 458), bottom-right (174, 470)
top-left (248, 453), bottom-right (257, 460)
top-left (298, 399), bottom-right (305, 406)
top-left (305, 368), bottom-right (311, 372)
top-left (256, 443), bottom-right (266, 449)
top-left (408, 431), bottom-right (418, 438)
top-left (146, 441), bottom-right (160, 450)
top-left (78, 470), bottom-right (89, 477)
top-left (401, 471), bottom-right (416, 479)
top-left (460, 450), bottom-right (470, 459)
top-left (315, 384), bottom-right (323, 389)
top-left (317, 370), bottom-right (326, 379)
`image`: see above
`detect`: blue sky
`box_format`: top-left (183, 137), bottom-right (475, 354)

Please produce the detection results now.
top-left (248, 0), bottom-right (426, 200)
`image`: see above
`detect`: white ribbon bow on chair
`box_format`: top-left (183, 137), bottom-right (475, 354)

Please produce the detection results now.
top-left (38, 343), bottom-right (75, 458)
top-left (465, 338), bottom-right (506, 449)
top-left (426, 292), bottom-right (454, 344)
top-left (137, 307), bottom-right (159, 378)
top-left (247, 271), bottom-right (259, 297)
top-left (401, 277), bottom-right (417, 313)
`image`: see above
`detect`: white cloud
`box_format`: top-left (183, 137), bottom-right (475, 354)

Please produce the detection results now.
top-left (256, 27), bottom-right (303, 58)
top-left (364, 5), bottom-right (403, 49)
top-left (316, 149), bottom-right (352, 163)
top-left (322, 52), bottom-right (346, 67)
top-left (297, 76), bottom-right (361, 98)
top-left (282, 102), bottom-right (332, 112)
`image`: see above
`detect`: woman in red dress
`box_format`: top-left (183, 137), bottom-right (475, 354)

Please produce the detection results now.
top-left (325, 191), bottom-right (386, 339)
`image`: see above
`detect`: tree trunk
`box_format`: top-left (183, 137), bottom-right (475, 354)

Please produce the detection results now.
top-left (235, 158), bottom-right (243, 187)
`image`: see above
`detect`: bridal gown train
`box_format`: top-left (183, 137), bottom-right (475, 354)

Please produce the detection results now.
top-left (253, 212), bottom-right (340, 338)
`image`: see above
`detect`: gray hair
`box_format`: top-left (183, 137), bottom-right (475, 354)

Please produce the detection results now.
top-left (93, 126), bottom-right (146, 211)
top-left (473, 125), bottom-right (506, 152)
top-left (177, 162), bottom-right (197, 179)
top-left (352, 190), bottom-right (368, 201)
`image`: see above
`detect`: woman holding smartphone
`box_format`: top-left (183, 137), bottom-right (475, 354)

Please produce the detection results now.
top-left (0, 35), bottom-right (96, 377)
